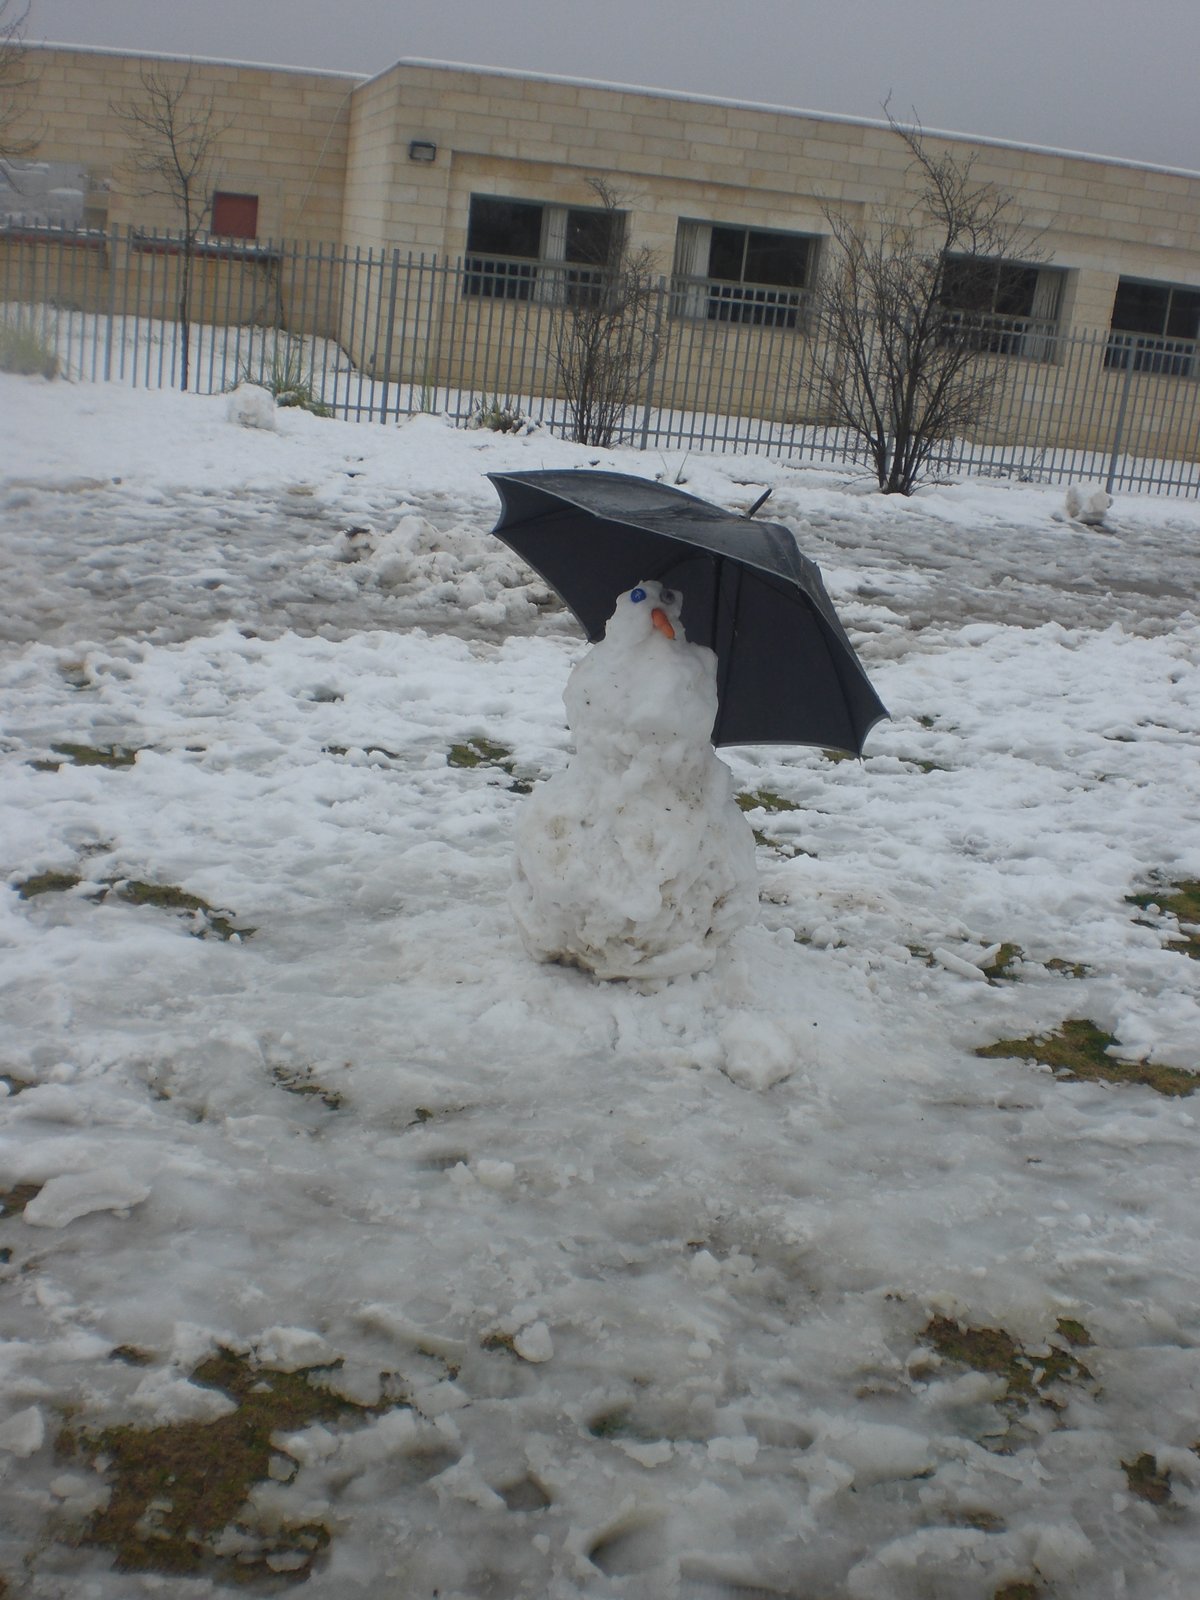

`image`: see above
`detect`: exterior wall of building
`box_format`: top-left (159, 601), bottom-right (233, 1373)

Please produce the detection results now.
top-left (353, 58), bottom-right (1200, 339)
top-left (18, 46), bottom-right (360, 243)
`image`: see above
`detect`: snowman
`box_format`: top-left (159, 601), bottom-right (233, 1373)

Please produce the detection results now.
top-left (511, 579), bottom-right (759, 982)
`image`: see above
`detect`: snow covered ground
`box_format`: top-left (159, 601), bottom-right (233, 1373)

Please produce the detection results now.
top-left (1, 375), bottom-right (1199, 1600)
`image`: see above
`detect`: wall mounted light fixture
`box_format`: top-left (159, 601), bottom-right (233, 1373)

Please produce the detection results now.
top-left (408, 140), bottom-right (437, 163)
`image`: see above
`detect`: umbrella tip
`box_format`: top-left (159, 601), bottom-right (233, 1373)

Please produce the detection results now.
top-left (746, 489), bottom-right (773, 518)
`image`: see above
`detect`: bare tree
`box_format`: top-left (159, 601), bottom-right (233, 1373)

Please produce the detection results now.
top-left (809, 110), bottom-right (1042, 494)
top-left (0, 1), bottom-right (38, 161)
top-left (547, 178), bottom-right (664, 448)
top-left (114, 65), bottom-right (230, 390)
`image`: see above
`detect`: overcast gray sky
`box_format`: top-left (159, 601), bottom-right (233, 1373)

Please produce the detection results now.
top-left (27, 0), bottom-right (1200, 172)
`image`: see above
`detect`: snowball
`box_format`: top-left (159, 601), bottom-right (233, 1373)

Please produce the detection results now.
top-left (513, 1321), bottom-right (554, 1363)
top-left (225, 383), bottom-right (277, 430)
top-left (719, 1014), bottom-right (796, 1090)
top-left (22, 1168), bottom-right (150, 1228)
top-left (511, 580), bottom-right (758, 982)
top-left (1064, 484), bottom-right (1112, 526)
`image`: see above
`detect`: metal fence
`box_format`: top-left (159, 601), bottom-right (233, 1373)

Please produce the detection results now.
top-left (4, 223), bottom-right (1199, 497)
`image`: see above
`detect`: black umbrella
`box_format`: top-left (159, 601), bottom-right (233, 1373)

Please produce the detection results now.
top-left (487, 469), bottom-right (888, 753)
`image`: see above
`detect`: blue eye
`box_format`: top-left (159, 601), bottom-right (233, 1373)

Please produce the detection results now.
top-left (630, 587), bottom-right (647, 603)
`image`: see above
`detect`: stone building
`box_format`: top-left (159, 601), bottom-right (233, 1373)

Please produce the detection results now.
top-left (6, 44), bottom-right (1200, 449)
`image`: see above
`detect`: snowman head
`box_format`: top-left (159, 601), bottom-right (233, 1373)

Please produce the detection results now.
top-left (603, 579), bottom-right (685, 649)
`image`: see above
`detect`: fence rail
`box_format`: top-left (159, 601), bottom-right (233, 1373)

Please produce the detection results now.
top-left (4, 223), bottom-right (1199, 497)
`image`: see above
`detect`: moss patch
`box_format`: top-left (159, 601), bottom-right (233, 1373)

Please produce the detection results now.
top-left (1122, 1451), bottom-right (1172, 1505)
top-left (921, 1315), bottom-right (1091, 1414)
top-left (994, 1585), bottom-right (1040, 1600)
top-left (976, 1018), bottom-right (1196, 1097)
top-left (64, 1347), bottom-right (396, 1581)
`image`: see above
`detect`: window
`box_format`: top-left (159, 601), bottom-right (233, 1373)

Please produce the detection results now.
top-left (211, 191), bottom-right (259, 240)
top-left (672, 221), bottom-right (814, 328)
top-left (1106, 277), bottom-right (1200, 376)
top-left (0, 159), bottom-right (89, 230)
top-left (939, 256), bottom-right (1064, 356)
top-left (463, 195), bottom-right (622, 303)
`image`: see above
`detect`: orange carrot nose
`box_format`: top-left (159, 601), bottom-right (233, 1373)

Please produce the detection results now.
top-left (651, 606), bottom-right (676, 640)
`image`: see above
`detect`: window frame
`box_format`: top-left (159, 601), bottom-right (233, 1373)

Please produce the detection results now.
top-left (938, 254), bottom-right (1065, 358)
top-left (1106, 276), bottom-right (1200, 377)
top-left (671, 220), bottom-right (816, 330)
top-left (462, 194), bottom-right (624, 305)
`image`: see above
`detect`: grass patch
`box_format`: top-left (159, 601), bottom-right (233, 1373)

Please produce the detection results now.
top-left (323, 742), bottom-right (402, 761)
top-left (1122, 1451), bottom-right (1172, 1505)
top-left (994, 1586), bottom-right (1040, 1600)
top-left (1045, 958), bottom-right (1090, 979)
top-left (1127, 879), bottom-right (1200, 960)
top-left (0, 1183), bottom-right (43, 1218)
top-left (0, 314), bottom-right (60, 378)
top-left (448, 738), bottom-right (532, 794)
top-left (448, 737), bottom-right (512, 769)
top-left (1055, 1317), bottom-right (1093, 1348)
top-left (112, 881), bottom-right (254, 942)
top-left (921, 1314), bottom-right (1091, 1414)
top-left (821, 748), bottom-right (857, 764)
top-left (31, 742), bottom-right (140, 771)
top-left (12, 870), bottom-right (253, 941)
top-left (587, 1406), bottom-right (636, 1440)
top-left (976, 1018), bottom-right (1196, 1097)
top-left (736, 789), bottom-right (800, 814)
top-left (981, 943), bottom-right (1023, 982)
top-left (108, 1346), bottom-right (155, 1367)
top-left (62, 1347), bottom-right (394, 1581)
top-left (480, 1331), bottom-right (518, 1356)
top-left (239, 349), bottom-right (331, 417)
top-left (15, 870), bottom-right (82, 899)
top-left (270, 1066), bottom-right (344, 1111)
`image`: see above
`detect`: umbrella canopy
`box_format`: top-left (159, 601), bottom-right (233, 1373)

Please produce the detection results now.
top-left (488, 469), bottom-right (888, 752)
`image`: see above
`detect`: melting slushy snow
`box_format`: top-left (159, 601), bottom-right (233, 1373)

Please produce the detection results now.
top-left (1, 376), bottom-right (1199, 1599)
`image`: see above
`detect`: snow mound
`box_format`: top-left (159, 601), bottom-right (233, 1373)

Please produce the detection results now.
top-left (511, 580), bottom-right (758, 983)
top-left (226, 382), bottom-right (278, 430)
top-left (1065, 482), bottom-right (1112, 525)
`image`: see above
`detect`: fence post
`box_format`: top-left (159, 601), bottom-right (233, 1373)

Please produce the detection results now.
top-left (638, 276), bottom-right (667, 450)
top-left (377, 247), bottom-right (401, 424)
top-left (1104, 345), bottom-right (1137, 495)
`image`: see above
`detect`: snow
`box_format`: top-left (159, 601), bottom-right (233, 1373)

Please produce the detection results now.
top-left (512, 580), bottom-right (758, 982)
top-left (226, 382), bottom-right (278, 432)
top-left (1, 373), bottom-right (1199, 1598)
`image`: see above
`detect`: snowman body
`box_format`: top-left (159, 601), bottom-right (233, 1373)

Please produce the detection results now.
top-left (512, 581), bottom-right (758, 981)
